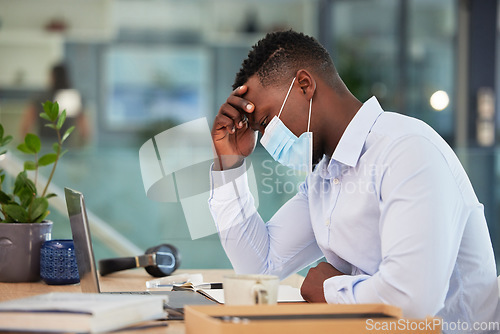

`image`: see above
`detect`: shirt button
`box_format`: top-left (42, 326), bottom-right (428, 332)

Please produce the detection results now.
top-left (324, 219), bottom-right (329, 226)
top-left (333, 178), bottom-right (340, 185)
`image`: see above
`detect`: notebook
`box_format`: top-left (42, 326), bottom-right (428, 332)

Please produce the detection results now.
top-left (64, 187), bottom-right (217, 318)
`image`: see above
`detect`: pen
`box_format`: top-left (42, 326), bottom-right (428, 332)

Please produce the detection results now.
top-left (145, 273), bottom-right (191, 289)
top-left (149, 282), bottom-right (187, 288)
top-left (194, 283), bottom-right (223, 289)
top-left (171, 282), bottom-right (223, 291)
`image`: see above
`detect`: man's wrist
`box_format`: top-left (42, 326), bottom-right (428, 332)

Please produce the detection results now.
top-left (214, 155), bottom-right (245, 171)
top-left (210, 160), bottom-right (249, 199)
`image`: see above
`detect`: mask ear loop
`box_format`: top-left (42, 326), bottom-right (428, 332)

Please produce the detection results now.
top-left (277, 76), bottom-right (297, 119)
top-left (307, 80), bottom-right (316, 133)
top-left (307, 97), bottom-right (312, 132)
top-left (306, 97), bottom-right (313, 174)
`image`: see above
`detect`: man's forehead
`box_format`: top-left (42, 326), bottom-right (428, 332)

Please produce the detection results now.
top-left (244, 76), bottom-right (283, 108)
top-left (243, 76), bottom-right (265, 98)
top-left (242, 76), bottom-right (291, 129)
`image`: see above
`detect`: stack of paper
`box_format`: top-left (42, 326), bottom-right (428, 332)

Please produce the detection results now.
top-left (199, 285), bottom-right (305, 304)
top-left (0, 293), bottom-right (167, 333)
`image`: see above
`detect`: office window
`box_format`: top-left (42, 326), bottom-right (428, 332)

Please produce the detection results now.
top-left (328, 0), bottom-right (455, 143)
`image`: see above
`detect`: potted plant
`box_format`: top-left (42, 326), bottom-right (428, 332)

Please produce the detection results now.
top-left (0, 101), bottom-right (74, 282)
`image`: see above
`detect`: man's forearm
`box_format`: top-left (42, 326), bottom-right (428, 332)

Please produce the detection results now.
top-left (209, 161), bottom-right (272, 274)
top-left (209, 161), bottom-right (324, 280)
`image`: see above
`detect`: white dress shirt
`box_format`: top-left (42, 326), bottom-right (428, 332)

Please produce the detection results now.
top-left (208, 97), bottom-right (499, 332)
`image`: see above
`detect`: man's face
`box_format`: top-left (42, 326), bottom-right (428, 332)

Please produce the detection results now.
top-left (242, 75), bottom-right (311, 138)
top-left (241, 74), bottom-right (324, 166)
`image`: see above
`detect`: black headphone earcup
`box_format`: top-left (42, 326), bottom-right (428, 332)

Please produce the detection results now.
top-left (145, 265), bottom-right (165, 277)
top-left (144, 244), bottom-right (180, 277)
top-left (160, 244), bottom-right (180, 272)
top-left (168, 244), bottom-right (180, 266)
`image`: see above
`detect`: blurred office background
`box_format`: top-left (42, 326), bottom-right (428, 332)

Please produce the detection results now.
top-left (0, 0), bottom-right (499, 274)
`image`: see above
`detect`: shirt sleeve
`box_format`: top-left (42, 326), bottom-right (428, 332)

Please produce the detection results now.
top-left (208, 160), bottom-right (323, 279)
top-left (323, 136), bottom-right (467, 318)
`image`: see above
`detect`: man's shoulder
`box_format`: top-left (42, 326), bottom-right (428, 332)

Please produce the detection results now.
top-left (366, 111), bottom-right (451, 158)
top-left (372, 111), bottom-right (434, 139)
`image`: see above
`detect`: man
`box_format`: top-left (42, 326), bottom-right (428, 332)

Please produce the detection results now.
top-left (209, 30), bottom-right (499, 331)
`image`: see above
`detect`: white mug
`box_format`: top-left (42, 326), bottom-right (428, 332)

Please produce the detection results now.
top-left (223, 274), bottom-right (279, 305)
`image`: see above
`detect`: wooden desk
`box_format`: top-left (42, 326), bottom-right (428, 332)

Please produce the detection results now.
top-left (0, 269), bottom-right (305, 333)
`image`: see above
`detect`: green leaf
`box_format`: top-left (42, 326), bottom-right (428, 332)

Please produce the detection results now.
top-left (42, 101), bottom-right (58, 121)
top-left (25, 133), bottom-right (41, 154)
top-left (33, 210), bottom-right (49, 224)
top-left (45, 193), bottom-right (57, 199)
top-left (42, 100), bottom-right (53, 115)
top-left (52, 143), bottom-right (60, 153)
top-left (3, 204), bottom-right (29, 222)
top-left (38, 153), bottom-right (57, 166)
top-left (62, 126), bottom-right (75, 143)
top-left (0, 150), bottom-right (6, 156)
top-left (17, 143), bottom-right (34, 154)
top-left (0, 190), bottom-right (11, 204)
top-left (30, 197), bottom-right (48, 222)
top-left (24, 161), bottom-right (37, 170)
top-left (14, 171), bottom-right (36, 197)
top-left (44, 124), bottom-right (57, 130)
top-left (13, 171), bottom-right (28, 194)
top-left (60, 149), bottom-right (68, 158)
top-left (40, 113), bottom-right (52, 122)
top-left (51, 102), bottom-right (59, 121)
top-left (1, 135), bottom-right (12, 146)
top-left (0, 124), bottom-right (3, 139)
top-left (19, 188), bottom-right (34, 208)
top-left (25, 178), bottom-right (37, 195)
top-left (56, 109), bottom-right (67, 130)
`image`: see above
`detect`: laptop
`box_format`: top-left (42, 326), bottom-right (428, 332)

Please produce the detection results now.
top-left (64, 187), bottom-right (217, 318)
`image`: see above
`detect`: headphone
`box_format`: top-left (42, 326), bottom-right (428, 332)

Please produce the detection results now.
top-left (98, 244), bottom-right (180, 277)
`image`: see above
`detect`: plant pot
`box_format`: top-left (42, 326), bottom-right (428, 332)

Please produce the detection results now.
top-left (0, 220), bottom-right (53, 282)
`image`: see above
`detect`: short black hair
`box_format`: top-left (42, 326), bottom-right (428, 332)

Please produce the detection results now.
top-left (233, 30), bottom-right (337, 90)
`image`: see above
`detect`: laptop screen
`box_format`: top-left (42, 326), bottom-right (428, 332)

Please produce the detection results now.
top-left (65, 187), bottom-right (101, 293)
top-left (64, 187), bottom-right (218, 314)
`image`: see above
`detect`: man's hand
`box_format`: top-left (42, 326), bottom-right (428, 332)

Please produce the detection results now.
top-left (300, 262), bottom-right (345, 303)
top-left (212, 85), bottom-right (257, 170)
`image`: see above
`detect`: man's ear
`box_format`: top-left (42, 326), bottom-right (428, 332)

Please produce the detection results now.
top-left (296, 69), bottom-right (316, 101)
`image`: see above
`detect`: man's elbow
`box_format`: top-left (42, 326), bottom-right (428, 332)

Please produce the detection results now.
top-left (392, 289), bottom-right (445, 318)
top-left (233, 262), bottom-right (286, 280)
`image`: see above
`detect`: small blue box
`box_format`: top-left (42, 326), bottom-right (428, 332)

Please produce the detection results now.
top-left (40, 239), bottom-right (80, 285)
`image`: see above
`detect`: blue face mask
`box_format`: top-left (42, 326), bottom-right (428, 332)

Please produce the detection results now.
top-left (260, 76), bottom-right (313, 174)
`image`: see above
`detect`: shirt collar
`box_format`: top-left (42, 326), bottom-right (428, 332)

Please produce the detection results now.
top-left (329, 96), bottom-right (384, 168)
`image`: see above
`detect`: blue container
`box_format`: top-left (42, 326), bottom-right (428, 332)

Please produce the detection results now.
top-left (40, 239), bottom-right (80, 285)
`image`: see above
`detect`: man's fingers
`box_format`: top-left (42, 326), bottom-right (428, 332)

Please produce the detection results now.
top-left (220, 97), bottom-right (253, 130)
top-left (225, 96), bottom-right (253, 129)
top-left (212, 86), bottom-right (253, 140)
top-left (213, 113), bottom-right (235, 138)
top-left (216, 85), bottom-right (253, 130)
top-left (218, 102), bottom-right (243, 130)
top-left (211, 85), bottom-right (258, 166)
top-left (241, 113), bottom-right (248, 125)
top-left (227, 95), bottom-right (254, 115)
top-left (232, 85), bottom-right (248, 96)
top-left (212, 85), bottom-right (253, 140)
